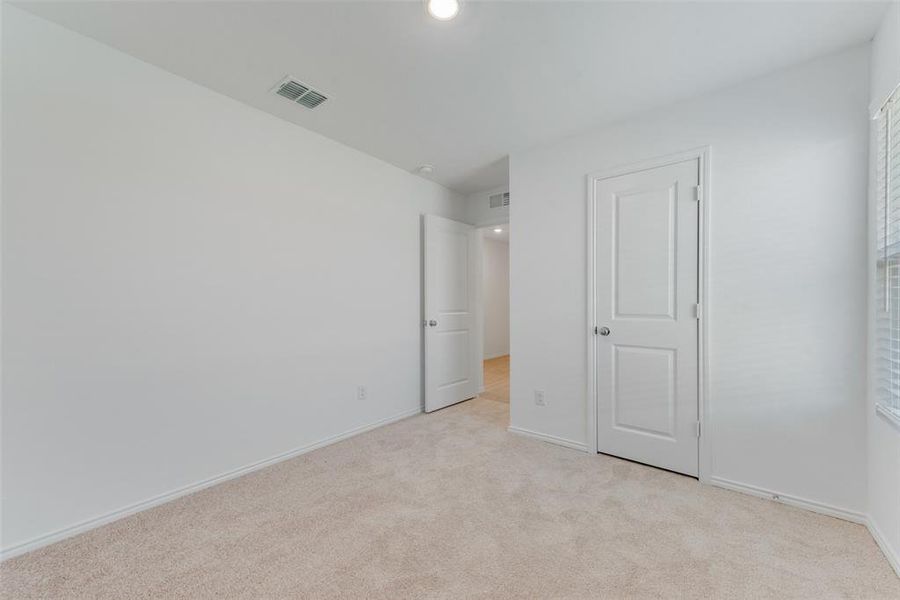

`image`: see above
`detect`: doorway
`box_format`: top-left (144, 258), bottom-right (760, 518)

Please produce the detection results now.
top-left (588, 151), bottom-right (709, 478)
top-left (479, 224), bottom-right (510, 407)
top-left (421, 217), bottom-right (511, 415)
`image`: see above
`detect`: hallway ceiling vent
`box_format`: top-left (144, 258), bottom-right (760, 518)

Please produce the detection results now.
top-left (489, 192), bottom-right (510, 209)
top-left (272, 76), bottom-right (328, 109)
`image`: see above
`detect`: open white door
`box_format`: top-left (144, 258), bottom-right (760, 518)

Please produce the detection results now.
top-left (424, 215), bottom-right (479, 412)
top-left (592, 158), bottom-right (700, 476)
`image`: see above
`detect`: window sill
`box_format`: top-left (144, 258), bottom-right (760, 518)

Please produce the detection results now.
top-left (876, 403), bottom-right (900, 432)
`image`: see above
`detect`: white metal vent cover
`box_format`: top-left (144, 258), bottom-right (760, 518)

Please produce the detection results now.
top-left (489, 191), bottom-right (510, 209)
top-left (272, 76), bottom-right (328, 109)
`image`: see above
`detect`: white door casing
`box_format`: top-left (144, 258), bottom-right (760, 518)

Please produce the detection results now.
top-left (424, 215), bottom-right (479, 412)
top-left (591, 158), bottom-right (701, 476)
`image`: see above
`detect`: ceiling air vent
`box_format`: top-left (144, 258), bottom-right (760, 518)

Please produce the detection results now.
top-left (273, 76), bottom-right (328, 109)
top-left (297, 90), bottom-right (327, 108)
top-left (489, 192), bottom-right (510, 209)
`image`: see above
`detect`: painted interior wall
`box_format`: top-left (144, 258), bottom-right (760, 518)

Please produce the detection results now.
top-left (1, 6), bottom-right (466, 554)
top-left (465, 186), bottom-right (510, 226)
top-left (509, 46), bottom-right (870, 516)
top-left (868, 0), bottom-right (900, 573)
top-left (482, 237), bottom-right (510, 360)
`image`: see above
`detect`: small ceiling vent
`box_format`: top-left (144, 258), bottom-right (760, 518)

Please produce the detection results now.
top-left (489, 192), bottom-right (510, 209)
top-left (273, 76), bottom-right (328, 109)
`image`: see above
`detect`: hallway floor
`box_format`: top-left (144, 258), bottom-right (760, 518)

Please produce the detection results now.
top-left (480, 354), bottom-right (509, 404)
top-left (3, 394), bottom-right (898, 598)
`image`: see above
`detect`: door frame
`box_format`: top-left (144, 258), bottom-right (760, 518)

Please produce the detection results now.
top-left (586, 146), bottom-right (711, 482)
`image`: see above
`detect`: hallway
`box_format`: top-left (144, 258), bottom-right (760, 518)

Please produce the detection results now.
top-left (481, 355), bottom-right (509, 404)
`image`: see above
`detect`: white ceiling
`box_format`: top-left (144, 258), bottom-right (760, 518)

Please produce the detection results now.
top-left (15, 1), bottom-right (888, 194)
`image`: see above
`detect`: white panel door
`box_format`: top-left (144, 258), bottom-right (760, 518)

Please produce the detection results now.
top-left (593, 159), bottom-right (700, 476)
top-left (424, 215), bottom-right (479, 412)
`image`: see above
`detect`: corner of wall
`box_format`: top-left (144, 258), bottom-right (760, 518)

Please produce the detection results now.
top-left (867, 0), bottom-right (900, 578)
top-left (464, 185), bottom-right (510, 227)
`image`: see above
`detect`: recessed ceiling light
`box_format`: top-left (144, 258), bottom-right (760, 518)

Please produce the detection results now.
top-left (493, 228), bottom-right (503, 233)
top-left (427, 0), bottom-right (460, 21)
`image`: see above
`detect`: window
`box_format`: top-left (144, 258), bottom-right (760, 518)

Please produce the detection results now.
top-left (875, 88), bottom-right (900, 428)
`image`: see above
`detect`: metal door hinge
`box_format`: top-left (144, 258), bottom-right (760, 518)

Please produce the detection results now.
top-left (694, 185), bottom-right (702, 202)
top-left (694, 303), bottom-right (702, 319)
top-left (693, 421), bottom-right (701, 438)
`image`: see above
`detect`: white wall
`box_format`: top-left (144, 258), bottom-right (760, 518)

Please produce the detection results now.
top-left (482, 237), bottom-right (509, 359)
top-left (1, 6), bottom-right (466, 554)
top-left (465, 186), bottom-right (509, 226)
top-left (509, 46), bottom-right (870, 516)
top-left (871, 2), bottom-right (900, 110)
top-left (868, 0), bottom-right (900, 574)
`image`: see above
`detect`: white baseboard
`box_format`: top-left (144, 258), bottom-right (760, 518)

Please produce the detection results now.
top-left (708, 476), bottom-right (866, 524)
top-left (868, 517), bottom-right (900, 578)
top-left (1, 406), bottom-right (422, 561)
top-left (711, 477), bottom-right (900, 579)
top-left (507, 425), bottom-right (588, 452)
top-left (8, 413), bottom-right (898, 581)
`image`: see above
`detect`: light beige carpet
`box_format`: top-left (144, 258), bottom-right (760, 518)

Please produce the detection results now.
top-left (2, 397), bottom-right (898, 599)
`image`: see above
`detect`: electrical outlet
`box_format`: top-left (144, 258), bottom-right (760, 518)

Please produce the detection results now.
top-left (357, 385), bottom-right (367, 401)
top-left (534, 390), bottom-right (545, 406)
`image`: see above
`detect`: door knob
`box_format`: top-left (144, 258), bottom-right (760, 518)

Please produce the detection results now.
top-left (599, 327), bottom-right (611, 336)
top-left (429, 320), bottom-right (438, 327)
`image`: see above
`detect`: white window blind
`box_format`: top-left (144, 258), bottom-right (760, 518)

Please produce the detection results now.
top-left (875, 90), bottom-right (900, 427)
